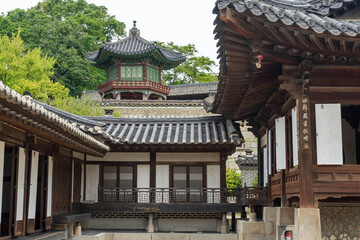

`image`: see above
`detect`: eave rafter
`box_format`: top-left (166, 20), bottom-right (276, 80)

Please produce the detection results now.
top-left (225, 7), bottom-right (360, 64)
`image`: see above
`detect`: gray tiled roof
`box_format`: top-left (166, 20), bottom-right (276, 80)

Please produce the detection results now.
top-left (168, 82), bottom-right (218, 97)
top-left (0, 81), bottom-right (109, 152)
top-left (82, 116), bottom-right (243, 145)
top-left (215, 0), bottom-right (360, 36)
top-left (87, 35), bottom-right (186, 66)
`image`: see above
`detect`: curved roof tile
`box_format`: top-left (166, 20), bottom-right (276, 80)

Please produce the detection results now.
top-left (214, 0), bottom-right (360, 37)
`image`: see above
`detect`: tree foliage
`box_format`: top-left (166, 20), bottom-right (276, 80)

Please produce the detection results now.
top-left (226, 168), bottom-right (241, 189)
top-left (0, 0), bottom-right (125, 96)
top-left (51, 94), bottom-right (104, 116)
top-left (158, 42), bottom-right (218, 85)
top-left (0, 32), bottom-right (69, 102)
top-left (0, 32), bottom-right (107, 117)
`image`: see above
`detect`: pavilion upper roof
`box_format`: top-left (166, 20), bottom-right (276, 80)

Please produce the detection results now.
top-left (87, 22), bottom-right (186, 70)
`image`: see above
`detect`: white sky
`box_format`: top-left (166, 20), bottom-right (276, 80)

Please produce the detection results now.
top-left (1, 0), bottom-right (220, 70)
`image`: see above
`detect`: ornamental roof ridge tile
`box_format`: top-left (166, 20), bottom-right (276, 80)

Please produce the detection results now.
top-left (0, 81), bottom-right (109, 151)
top-left (214, 0), bottom-right (360, 37)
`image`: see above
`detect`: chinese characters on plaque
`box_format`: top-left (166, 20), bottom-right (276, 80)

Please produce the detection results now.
top-left (301, 98), bottom-right (310, 150)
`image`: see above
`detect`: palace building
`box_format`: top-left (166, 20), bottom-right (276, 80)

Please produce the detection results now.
top-left (207, 0), bottom-right (360, 239)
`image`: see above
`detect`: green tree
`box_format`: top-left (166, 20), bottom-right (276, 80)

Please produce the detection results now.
top-left (0, 32), bottom-right (69, 102)
top-left (226, 168), bottom-right (241, 189)
top-left (0, 0), bottom-right (125, 96)
top-left (158, 42), bottom-right (218, 85)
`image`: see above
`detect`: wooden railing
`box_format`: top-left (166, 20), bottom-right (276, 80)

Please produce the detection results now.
top-left (98, 81), bottom-right (171, 94)
top-left (98, 187), bottom-right (268, 205)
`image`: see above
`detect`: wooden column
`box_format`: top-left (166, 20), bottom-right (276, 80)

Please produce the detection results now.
top-left (83, 155), bottom-right (87, 200)
top-left (281, 60), bottom-right (315, 208)
top-left (298, 97), bottom-right (314, 208)
top-left (150, 151), bottom-right (156, 203)
top-left (69, 151), bottom-right (73, 213)
top-left (220, 152), bottom-right (227, 204)
top-left (220, 152), bottom-right (227, 189)
top-left (281, 169), bottom-right (287, 207)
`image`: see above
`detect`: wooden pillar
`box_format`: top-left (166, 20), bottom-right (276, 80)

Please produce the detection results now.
top-left (68, 152), bottom-right (73, 213)
top-left (280, 169), bottom-right (287, 207)
top-left (220, 152), bottom-right (227, 204)
top-left (298, 97), bottom-right (314, 208)
top-left (258, 137), bottom-right (263, 187)
top-left (231, 212), bottom-right (236, 231)
top-left (83, 155), bottom-right (87, 200)
top-left (150, 151), bottom-right (156, 203)
top-left (0, 141), bottom-right (4, 235)
top-left (220, 152), bottom-right (227, 188)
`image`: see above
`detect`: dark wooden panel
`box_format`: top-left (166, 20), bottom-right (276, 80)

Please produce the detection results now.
top-left (73, 162), bottom-right (82, 203)
top-left (52, 155), bottom-right (70, 215)
top-left (13, 220), bottom-right (23, 236)
top-left (26, 219), bottom-right (35, 233)
top-left (45, 217), bottom-right (52, 231)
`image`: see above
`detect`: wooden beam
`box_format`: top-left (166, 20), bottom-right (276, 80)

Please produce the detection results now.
top-left (352, 41), bottom-right (359, 54)
top-left (264, 22), bottom-right (283, 42)
top-left (294, 31), bottom-right (309, 48)
top-left (25, 134), bottom-right (37, 145)
top-left (309, 86), bottom-right (360, 93)
top-left (261, 48), bottom-right (299, 65)
top-left (279, 27), bottom-right (296, 45)
top-left (219, 8), bottom-right (256, 39)
top-left (309, 34), bottom-right (325, 50)
top-left (340, 40), bottom-right (346, 53)
top-left (325, 37), bottom-right (335, 52)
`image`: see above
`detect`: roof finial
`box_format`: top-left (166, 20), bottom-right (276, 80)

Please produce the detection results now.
top-left (129, 20), bottom-right (140, 36)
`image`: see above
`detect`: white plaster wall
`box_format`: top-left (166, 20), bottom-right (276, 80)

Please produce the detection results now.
top-left (342, 119), bottom-right (356, 164)
top-left (87, 152), bottom-right (150, 162)
top-left (268, 130), bottom-right (272, 171)
top-left (28, 151), bottom-right (39, 219)
top-left (156, 165), bottom-right (169, 203)
top-left (47, 156), bottom-right (53, 217)
top-left (261, 134), bottom-right (267, 148)
top-left (263, 147), bottom-right (268, 186)
top-left (275, 117), bottom-right (286, 171)
top-left (81, 163), bottom-right (84, 202)
top-left (292, 107), bottom-right (299, 166)
top-left (0, 141), bottom-right (4, 223)
top-left (137, 165), bottom-right (150, 203)
top-left (73, 151), bottom-right (84, 160)
top-left (316, 104), bottom-right (343, 165)
top-left (86, 165), bottom-right (99, 202)
top-left (157, 153), bottom-right (220, 162)
top-left (207, 165), bottom-right (220, 203)
top-left (16, 147), bottom-right (26, 221)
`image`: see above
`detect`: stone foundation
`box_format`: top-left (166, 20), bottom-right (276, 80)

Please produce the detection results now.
top-left (320, 206), bottom-right (360, 240)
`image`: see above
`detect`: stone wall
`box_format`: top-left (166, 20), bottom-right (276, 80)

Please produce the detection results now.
top-left (320, 206), bottom-right (360, 240)
top-left (112, 106), bottom-right (215, 118)
top-left (241, 168), bottom-right (258, 187)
